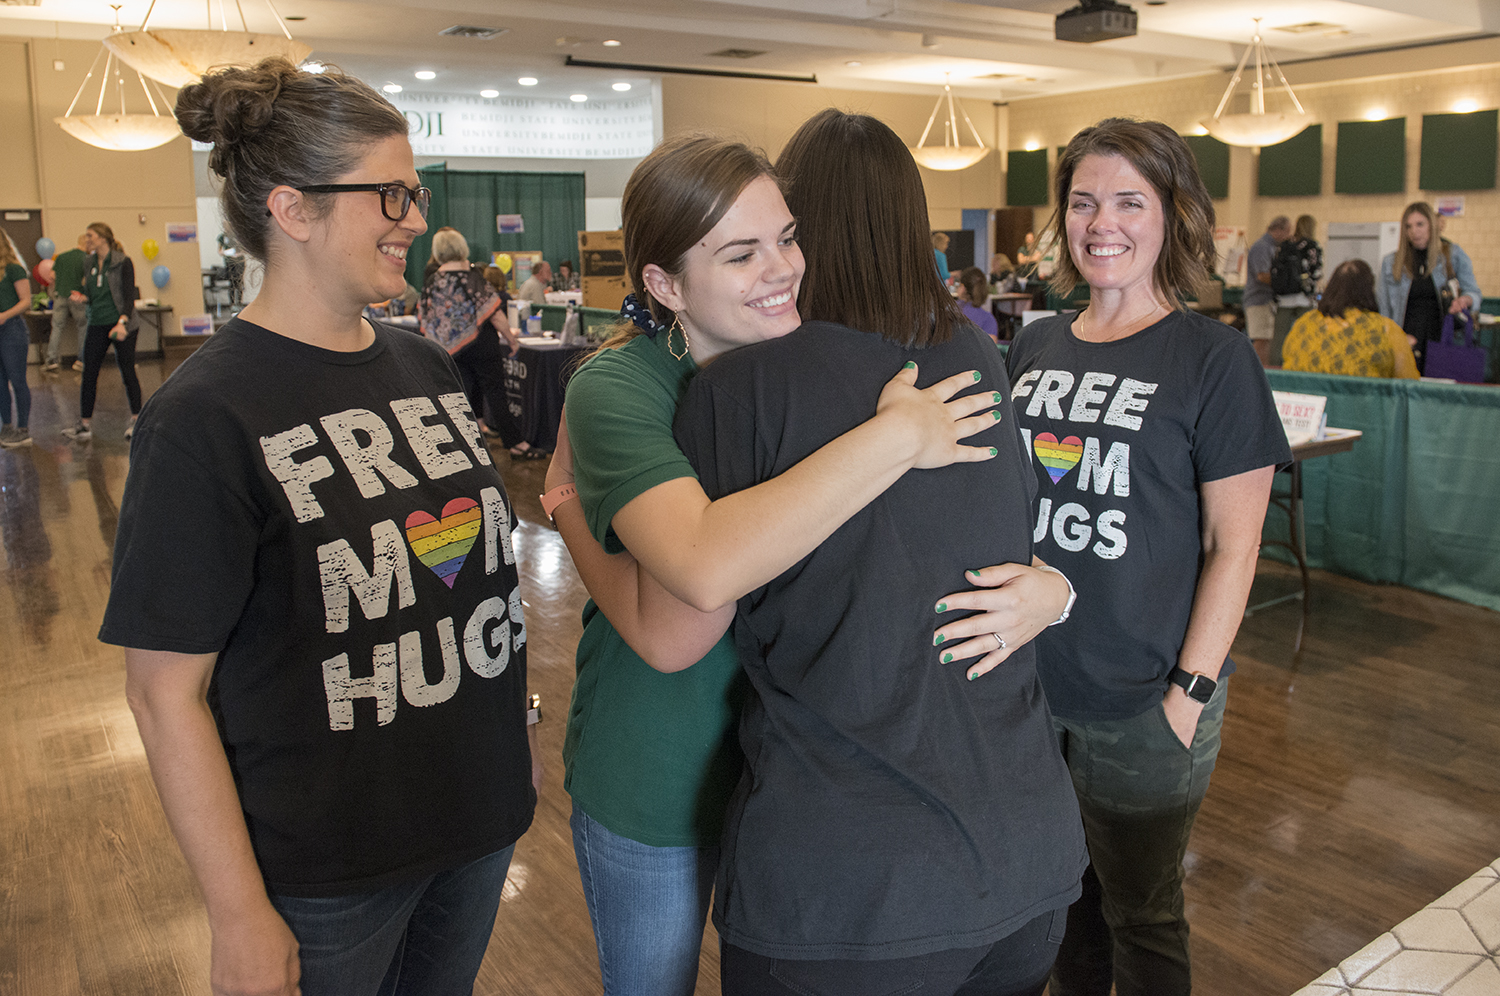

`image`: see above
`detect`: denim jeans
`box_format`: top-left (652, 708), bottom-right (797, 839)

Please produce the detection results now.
top-left (0, 316), bottom-right (30, 429)
top-left (721, 906), bottom-right (1066, 996)
top-left (267, 845), bottom-right (514, 996)
top-left (570, 802), bottom-right (717, 996)
top-left (47, 298), bottom-right (88, 364)
top-left (1049, 679), bottom-right (1228, 996)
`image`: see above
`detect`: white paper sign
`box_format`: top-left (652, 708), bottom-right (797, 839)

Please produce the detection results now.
top-left (389, 92), bottom-right (655, 159)
top-left (1273, 390), bottom-right (1327, 447)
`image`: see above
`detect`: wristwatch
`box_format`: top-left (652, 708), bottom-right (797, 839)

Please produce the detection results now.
top-left (527, 694), bottom-right (542, 726)
top-left (539, 482), bottom-right (578, 524)
top-left (1168, 667), bottom-right (1217, 704)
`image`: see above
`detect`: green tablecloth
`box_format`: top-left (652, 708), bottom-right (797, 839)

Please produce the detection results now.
top-left (1265, 370), bottom-right (1500, 611)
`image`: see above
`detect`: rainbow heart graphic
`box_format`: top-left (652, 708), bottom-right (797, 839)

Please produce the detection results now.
top-left (1033, 432), bottom-right (1084, 485)
top-left (405, 497), bottom-right (481, 588)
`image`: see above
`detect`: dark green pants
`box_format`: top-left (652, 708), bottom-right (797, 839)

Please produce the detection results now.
top-left (1271, 306), bottom-right (1307, 367)
top-left (1049, 679), bottom-right (1227, 996)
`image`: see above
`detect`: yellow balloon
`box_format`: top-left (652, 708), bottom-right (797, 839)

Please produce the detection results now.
top-left (142, 239), bottom-right (160, 261)
top-left (494, 253), bottom-right (513, 274)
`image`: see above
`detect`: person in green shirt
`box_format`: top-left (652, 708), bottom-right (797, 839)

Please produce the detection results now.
top-left (62, 223), bottom-right (142, 442)
top-left (0, 235), bottom-right (33, 447)
top-left (44, 235), bottom-right (89, 371)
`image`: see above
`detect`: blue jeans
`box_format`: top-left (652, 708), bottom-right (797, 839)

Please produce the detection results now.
top-left (570, 802), bottom-right (717, 996)
top-left (0, 316), bottom-right (30, 429)
top-left (268, 845), bottom-right (514, 996)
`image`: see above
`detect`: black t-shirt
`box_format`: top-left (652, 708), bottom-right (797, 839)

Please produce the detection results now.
top-left (100, 317), bottom-right (534, 896)
top-left (1006, 310), bottom-right (1291, 721)
top-left (675, 321), bottom-right (1085, 961)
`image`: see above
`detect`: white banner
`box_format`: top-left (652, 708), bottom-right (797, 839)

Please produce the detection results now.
top-left (389, 92), bottom-right (655, 159)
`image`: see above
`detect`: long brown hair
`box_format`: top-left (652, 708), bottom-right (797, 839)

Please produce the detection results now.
top-left (1318, 259), bottom-right (1380, 317)
top-left (777, 109), bottom-right (961, 348)
top-left (0, 235), bottom-right (20, 270)
top-left (595, 134), bottom-right (777, 352)
top-left (87, 223), bottom-right (123, 254)
top-left (959, 267), bottom-right (989, 308)
top-left (1046, 117), bottom-right (1216, 309)
top-left (1392, 201), bottom-right (1450, 283)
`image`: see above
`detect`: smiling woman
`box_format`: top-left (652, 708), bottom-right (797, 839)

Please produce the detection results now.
top-left (99, 58), bottom-right (541, 996)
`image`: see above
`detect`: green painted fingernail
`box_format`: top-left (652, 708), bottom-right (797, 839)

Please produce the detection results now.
top-left (992, 392), bottom-right (1003, 403)
top-left (904, 360), bottom-right (916, 369)
top-left (968, 569), bottom-right (982, 577)
top-left (942, 652), bottom-right (954, 664)
top-left (992, 411), bottom-right (1002, 421)
top-left (972, 370), bottom-right (982, 381)
top-left (988, 447), bottom-right (998, 456)
top-left (934, 633), bottom-right (946, 645)
top-left (968, 670), bottom-right (980, 681)
top-left (936, 602), bottom-right (947, 612)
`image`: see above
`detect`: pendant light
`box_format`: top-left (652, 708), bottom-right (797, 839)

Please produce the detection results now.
top-left (54, 8), bottom-right (182, 152)
top-left (1200, 19), bottom-right (1313, 148)
top-left (104, 0), bottom-right (311, 89)
top-left (909, 76), bottom-right (992, 171)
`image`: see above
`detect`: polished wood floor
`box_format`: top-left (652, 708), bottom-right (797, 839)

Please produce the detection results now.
top-left (2, 357), bottom-right (1498, 995)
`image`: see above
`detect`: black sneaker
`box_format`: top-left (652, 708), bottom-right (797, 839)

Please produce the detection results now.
top-left (62, 421), bottom-right (92, 442)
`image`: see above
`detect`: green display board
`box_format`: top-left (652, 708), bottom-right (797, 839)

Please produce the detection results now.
top-left (1182, 135), bottom-right (1230, 199)
top-left (1419, 109), bottom-right (1498, 191)
top-left (1006, 149), bottom-right (1050, 207)
top-left (1335, 118), bottom-right (1405, 194)
top-left (1258, 124), bottom-right (1322, 196)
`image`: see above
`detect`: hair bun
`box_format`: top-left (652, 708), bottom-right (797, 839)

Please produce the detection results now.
top-left (174, 58), bottom-right (298, 152)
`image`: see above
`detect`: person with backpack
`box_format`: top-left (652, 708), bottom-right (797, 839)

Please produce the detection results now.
top-left (1270, 214), bottom-right (1322, 366)
top-left (1244, 216), bottom-right (1290, 366)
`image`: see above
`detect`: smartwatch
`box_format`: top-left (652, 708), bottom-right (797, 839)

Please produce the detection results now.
top-left (527, 693), bottom-right (542, 726)
top-left (539, 482), bottom-right (578, 523)
top-left (1168, 667), bottom-right (1217, 704)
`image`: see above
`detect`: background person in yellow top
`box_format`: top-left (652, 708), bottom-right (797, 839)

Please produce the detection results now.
top-left (1283, 259), bottom-right (1418, 379)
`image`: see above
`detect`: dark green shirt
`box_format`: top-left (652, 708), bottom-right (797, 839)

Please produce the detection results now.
top-left (51, 248), bottom-right (88, 297)
top-left (0, 263), bottom-right (27, 313)
top-left (86, 257), bottom-right (120, 326)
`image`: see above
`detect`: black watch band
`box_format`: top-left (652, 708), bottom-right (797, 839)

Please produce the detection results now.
top-left (1168, 667), bottom-right (1217, 704)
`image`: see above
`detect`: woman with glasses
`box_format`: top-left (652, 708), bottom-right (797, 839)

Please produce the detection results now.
top-left (101, 59), bottom-right (539, 996)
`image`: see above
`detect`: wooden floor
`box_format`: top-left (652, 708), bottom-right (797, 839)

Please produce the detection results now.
top-left (2, 357), bottom-right (1498, 995)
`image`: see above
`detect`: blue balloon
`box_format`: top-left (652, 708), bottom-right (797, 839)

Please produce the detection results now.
top-left (35, 237), bottom-right (55, 259)
top-left (151, 265), bottom-right (170, 289)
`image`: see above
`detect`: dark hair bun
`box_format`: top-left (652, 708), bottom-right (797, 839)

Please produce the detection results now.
top-left (175, 58), bottom-right (297, 150)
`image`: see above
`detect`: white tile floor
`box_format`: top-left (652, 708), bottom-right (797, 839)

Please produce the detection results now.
top-left (1293, 859), bottom-right (1500, 995)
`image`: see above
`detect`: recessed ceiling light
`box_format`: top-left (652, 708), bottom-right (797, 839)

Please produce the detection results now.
top-left (383, 83), bottom-right (403, 94)
top-left (481, 89), bottom-right (499, 98)
top-left (1454, 99), bottom-right (1480, 113)
top-left (570, 93), bottom-right (588, 102)
top-left (845, 60), bottom-right (862, 67)
top-left (301, 61), bottom-right (325, 74)
top-left (518, 77), bottom-right (538, 86)
top-left (1365, 107), bottom-right (1387, 121)
top-left (415, 71), bottom-right (436, 80)
top-left (603, 39), bottom-right (622, 47)
top-left (1024, 140), bottom-right (1041, 151)
top-left (612, 82), bottom-right (631, 92)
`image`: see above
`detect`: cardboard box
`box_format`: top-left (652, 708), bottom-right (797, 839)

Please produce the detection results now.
top-left (578, 230), bottom-right (627, 311)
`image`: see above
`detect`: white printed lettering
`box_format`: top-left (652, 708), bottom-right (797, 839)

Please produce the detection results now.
top-left (261, 424), bottom-right (335, 523)
top-left (1103, 378), bottom-right (1157, 431)
top-left (1068, 372), bottom-right (1116, 424)
top-left (1052, 502), bottom-right (1092, 552)
top-left (1093, 510), bottom-right (1128, 559)
top-left (390, 397), bottom-right (473, 480)
top-left (322, 646), bottom-right (399, 730)
top-left (439, 392), bottom-right (493, 467)
top-left (1077, 439), bottom-right (1131, 496)
top-left (509, 586), bottom-right (528, 650)
top-left (317, 520), bottom-right (416, 633)
top-left (482, 486), bottom-right (517, 573)
top-left (1033, 497), bottom-right (1053, 545)
top-left (1012, 369), bottom-right (1042, 399)
top-left (463, 595), bottom-right (511, 678)
top-left (1026, 370), bottom-right (1076, 420)
top-left (399, 618), bottom-right (462, 708)
top-left (320, 409), bottom-right (420, 498)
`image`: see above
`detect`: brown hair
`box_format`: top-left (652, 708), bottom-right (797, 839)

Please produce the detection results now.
top-left (1318, 259), bottom-right (1380, 318)
top-left (0, 235), bottom-right (20, 270)
top-left (959, 267), bottom-right (989, 308)
top-left (777, 109), bottom-right (962, 348)
top-left (1045, 117), bottom-right (1216, 309)
top-left (594, 133), bottom-right (777, 351)
top-left (175, 58), bottom-right (409, 263)
top-left (1392, 201), bottom-right (1452, 283)
top-left (1294, 214), bottom-right (1317, 242)
top-left (87, 223), bottom-right (123, 254)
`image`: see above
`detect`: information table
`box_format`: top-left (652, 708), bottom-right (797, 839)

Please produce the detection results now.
top-left (505, 337), bottom-right (589, 452)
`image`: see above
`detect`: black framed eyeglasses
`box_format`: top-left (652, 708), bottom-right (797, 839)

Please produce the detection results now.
top-left (296, 181), bottom-right (432, 222)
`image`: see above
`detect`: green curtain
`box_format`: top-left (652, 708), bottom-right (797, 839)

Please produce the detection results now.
top-left (406, 165), bottom-right (587, 290)
top-left (1264, 370), bottom-right (1500, 611)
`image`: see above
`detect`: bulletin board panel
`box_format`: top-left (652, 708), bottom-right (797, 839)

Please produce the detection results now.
top-left (1335, 118), bottom-right (1405, 194)
top-left (1006, 149), bottom-right (1050, 207)
top-left (1419, 110), bottom-right (1498, 191)
top-left (1182, 135), bottom-right (1231, 199)
top-left (1258, 125), bottom-right (1322, 197)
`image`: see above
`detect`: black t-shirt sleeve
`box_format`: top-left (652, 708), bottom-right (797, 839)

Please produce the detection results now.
top-left (100, 421), bottom-right (263, 653)
top-left (1191, 332), bottom-right (1294, 483)
top-left (674, 372), bottom-right (766, 502)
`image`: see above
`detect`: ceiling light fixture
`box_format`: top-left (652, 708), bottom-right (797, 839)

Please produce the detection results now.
top-left (103, 0), bottom-right (312, 89)
top-left (1200, 18), bottom-right (1312, 148)
top-left (415, 70), bottom-right (436, 80)
top-left (480, 89), bottom-right (499, 98)
top-left (301, 60), bottom-right (325, 74)
top-left (603, 39), bottom-right (622, 47)
top-left (846, 60), bottom-right (862, 67)
top-left (1454, 99), bottom-right (1480, 113)
top-left (908, 75), bottom-right (991, 171)
top-left (383, 83), bottom-right (402, 93)
top-left (54, 7), bottom-right (182, 151)
top-left (570, 93), bottom-right (588, 102)
top-left (518, 77), bottom-right (538, 86)
top-left (612, 82), bottom-right (631, 92)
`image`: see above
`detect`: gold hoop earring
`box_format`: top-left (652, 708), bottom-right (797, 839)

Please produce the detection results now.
top-left (667, 316), bottom-right (690, 361)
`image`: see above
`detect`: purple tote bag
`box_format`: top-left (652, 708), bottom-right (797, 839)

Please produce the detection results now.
top-left (1425, 310), bottom-right (1486, 383)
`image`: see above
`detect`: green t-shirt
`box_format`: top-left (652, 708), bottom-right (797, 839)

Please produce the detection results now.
top-left (0, 263), bottom-right (27, 313)
top-left (85, 258), bottom-right (120, 326)
top-left (560, 330), bottom-right (747, 847)
top-left (51, 248), bottom-right (88, 297)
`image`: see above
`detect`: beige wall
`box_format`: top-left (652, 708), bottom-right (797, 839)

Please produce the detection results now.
top-left (1007, 39), bottom-right (1500, 294)
top-left (661, 75), bottom-right (1008, 231)
top-left (17, 39), bottom-right (200, 331)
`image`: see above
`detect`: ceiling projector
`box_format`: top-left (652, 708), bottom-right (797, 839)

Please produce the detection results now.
top-left (1055, 0), bottom-right (1138, 43)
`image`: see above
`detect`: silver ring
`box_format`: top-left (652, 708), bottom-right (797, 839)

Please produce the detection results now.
top-left (993, 633), bottom-right (1007, 650)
